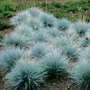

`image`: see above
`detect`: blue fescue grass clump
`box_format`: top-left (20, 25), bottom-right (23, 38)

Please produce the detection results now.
top-left (72, 21), bottom-right (90, 36)
top-left (79, 37), bottom-right (90, 47)
top-left (47, 28), bottom-right (59, 37)
top-left (80, 29), bottom-right (90, 46)
top-left (15, 24), bottom-right (33, 37)
top-left (26, 18), bottom-right (43, 30)
top-left (54, 35), bottom-right (79, 62)
top-left (0, 47), bottom-right (23, 69)
top-left (33, 30), bottom-right (47, 42)
top-left (31, 44), bottom-right (47, 58)
top-left (57, 18), bottom-right (71, 31)
top-left (28, 7), bottom-right (43, 17)
top-left (54, 36), bottom-right (68, 47)
top-left (10, 11), bottom-right (30, 26)
top-left (71, 61), bottom-right (90, 90)
top-left (5, 61), bottom-right (46, 90)
top-left (40, 54), bottom-right (68, 79)
top-left (3, 32), bottom-right (29, 47)
top-left (62, 44), bottom-right (79, 62)
top-left (10, 15), bottom-right (20, 26)
top-left (79, 47), bottom-right (90, 61)
top-left (86, 29), bottom-right (90, 39)
top-left (38, 13), bottom-right (56, 28)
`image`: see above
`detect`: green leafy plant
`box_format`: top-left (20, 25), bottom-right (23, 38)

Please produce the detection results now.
top-left (0, 1), bottom-right (17, 18)
top-left (0, 19), bottom-right (10, 30)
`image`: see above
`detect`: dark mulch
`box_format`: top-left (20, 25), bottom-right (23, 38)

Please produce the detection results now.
top-left (41, 78), bottom-right (80, 90)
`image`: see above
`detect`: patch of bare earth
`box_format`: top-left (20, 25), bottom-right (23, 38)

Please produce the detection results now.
top-left (41, 79), bottom-right (80, 90)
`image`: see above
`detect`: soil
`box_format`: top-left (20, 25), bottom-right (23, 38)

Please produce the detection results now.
top-left (0, 68), bottom-right (7, 90)
top-left (41, 79), bottom-right (80, 90)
